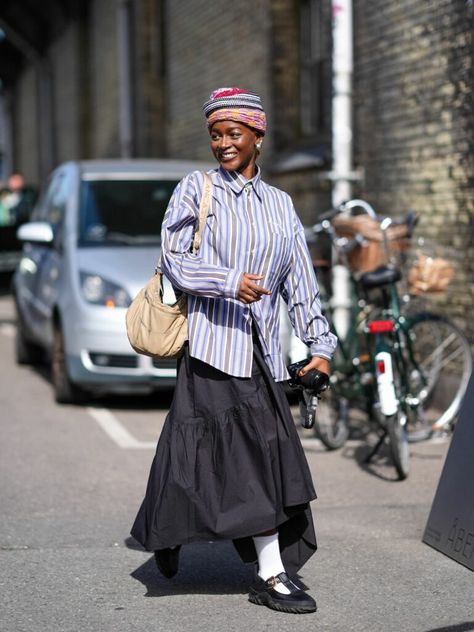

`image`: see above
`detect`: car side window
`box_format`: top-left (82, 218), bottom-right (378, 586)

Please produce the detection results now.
top-left (30, 178), bottom-right (52, 222)
top-left (44, 172), bottom-right (69, 229)
top-left (37, 171), bottom-right (71, 248)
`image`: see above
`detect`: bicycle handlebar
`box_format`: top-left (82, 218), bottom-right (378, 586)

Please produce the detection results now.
top-left (318, 207), bottom-right (342, 222)
top-left (339, 199), bottom-right (377, 218)
top-left (338, 233), bottom-right (366, 254)
top-left (306, 200), bottom-right (418, 248)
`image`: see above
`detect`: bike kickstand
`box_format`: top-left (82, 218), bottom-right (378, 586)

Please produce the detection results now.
top-left (365, 430), bottom-right (388, 464)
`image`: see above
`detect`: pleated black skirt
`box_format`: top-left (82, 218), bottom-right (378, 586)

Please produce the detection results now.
top-left (131, 342), bottom-right (317, 576)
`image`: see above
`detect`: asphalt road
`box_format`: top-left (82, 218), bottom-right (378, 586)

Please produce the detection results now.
top-left (0, 292), bottom-right (472, 632)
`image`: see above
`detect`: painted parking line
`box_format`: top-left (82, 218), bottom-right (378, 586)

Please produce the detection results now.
top-left (87, 407), bottom-right (156, 449)
top-left (0, 323), bottom-right (16, 337)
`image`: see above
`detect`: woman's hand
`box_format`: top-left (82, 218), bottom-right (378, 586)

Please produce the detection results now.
top-left (298, 356), bottom-right (331, 377)
top-left (238, 273), bottom-right (271, 304)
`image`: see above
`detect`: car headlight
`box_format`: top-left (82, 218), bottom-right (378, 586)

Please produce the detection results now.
top-left (79, 272), bottom-right (131, 308)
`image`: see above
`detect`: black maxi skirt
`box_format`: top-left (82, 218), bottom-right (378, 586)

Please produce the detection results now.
top-left (131, 342), bottom-right (318, 576)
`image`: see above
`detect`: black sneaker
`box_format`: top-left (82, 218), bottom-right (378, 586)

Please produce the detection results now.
top-left (154, 545), bottom-right (181, 579)
top-left (248, 572), bottom-right (317, 614)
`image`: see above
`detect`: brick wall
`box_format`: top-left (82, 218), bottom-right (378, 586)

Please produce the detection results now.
top-left (353, 0), bottom-right (474, 338)
top-left (165, 0), bottom-right (273, 162)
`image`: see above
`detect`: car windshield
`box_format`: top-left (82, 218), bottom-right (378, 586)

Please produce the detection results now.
top-left (78, 179), bottom-right (179, 246)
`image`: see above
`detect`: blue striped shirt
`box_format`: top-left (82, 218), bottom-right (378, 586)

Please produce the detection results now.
top-left (160, 166), bottom-right (337, 381)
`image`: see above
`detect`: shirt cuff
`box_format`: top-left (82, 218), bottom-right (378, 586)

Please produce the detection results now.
top-left (223, 268), bottom-right (243, 299)
top-left (310, 340), bottom-right (336, 361)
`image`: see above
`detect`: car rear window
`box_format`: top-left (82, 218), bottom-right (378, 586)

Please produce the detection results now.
top-left (78, 179), bottom-right (179, 246)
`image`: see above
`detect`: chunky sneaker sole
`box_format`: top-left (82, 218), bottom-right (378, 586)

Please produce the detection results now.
top-left (248, 585), bottom-right (317, 614)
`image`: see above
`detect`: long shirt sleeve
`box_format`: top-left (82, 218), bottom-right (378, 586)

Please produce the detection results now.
top-left (160, 172), bottom-right (242, 299)
top-left (280, 211), bottom-right (337, 360)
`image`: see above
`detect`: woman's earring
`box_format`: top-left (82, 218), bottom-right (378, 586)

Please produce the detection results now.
top-left (256, 141), bottom-right (263, 150)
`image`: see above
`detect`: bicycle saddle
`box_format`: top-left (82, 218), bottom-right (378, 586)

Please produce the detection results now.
top-left (359, 265), bottom-right (402, 289)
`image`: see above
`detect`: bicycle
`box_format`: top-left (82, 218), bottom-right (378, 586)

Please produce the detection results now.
top-left (299, 200), bottom-right (472, 480)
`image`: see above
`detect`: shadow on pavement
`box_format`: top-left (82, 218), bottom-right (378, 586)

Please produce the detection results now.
top-left (346, 441), bottom-right (404, 482)
top-left (97, 391), bottom-right (175, 411)
top-left (422, 624), bottom-right (474, 632)
top-left (14, 357), bottom-right (175, 411)
top-left (128, 539), bottom-right (254, 596)
top-left (344, 436), bottom-right (445, 482)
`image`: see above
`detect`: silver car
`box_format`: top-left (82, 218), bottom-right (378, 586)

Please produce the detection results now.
top-left (12, 159), bottom-right (213, 403)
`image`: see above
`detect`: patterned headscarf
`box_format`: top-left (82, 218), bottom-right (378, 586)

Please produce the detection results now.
top-left (203, 87), bottom-right (267, 135)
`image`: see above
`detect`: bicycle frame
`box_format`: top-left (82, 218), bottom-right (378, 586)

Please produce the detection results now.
top-left (326, 268), bottom-right (414, 425)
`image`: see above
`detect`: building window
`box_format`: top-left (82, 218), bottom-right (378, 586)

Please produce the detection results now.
top-left (300, 0), bottom-right (331, 138)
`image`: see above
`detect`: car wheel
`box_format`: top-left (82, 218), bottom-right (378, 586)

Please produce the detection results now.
top-left (15, 324), bottom-right (44, 365)
top-left (52, 325), bottom-right (87, 404)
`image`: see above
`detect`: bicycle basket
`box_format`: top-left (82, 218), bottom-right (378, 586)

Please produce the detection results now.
top-left (407, 254), bottom-right (454, 295)
top-left (332, 215), bottom-right (410, 274)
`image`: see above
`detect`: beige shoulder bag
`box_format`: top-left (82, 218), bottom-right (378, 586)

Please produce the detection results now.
top-left (125, 172), bottom-right (212, 359)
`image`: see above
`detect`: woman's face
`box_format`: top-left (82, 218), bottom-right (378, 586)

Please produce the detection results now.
top-left (210, 121), bottom-right (260, 179)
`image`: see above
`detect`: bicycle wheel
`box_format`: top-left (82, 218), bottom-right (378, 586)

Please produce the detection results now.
top-left (375, 349), bottom-right (410, 479)
top-left (304, 389), bottom-right (350, 450)
top-left (400, 313), bottom-right (472, 434)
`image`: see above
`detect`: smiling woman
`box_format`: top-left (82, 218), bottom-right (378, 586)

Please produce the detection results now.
top-left (210, 121), bottom-right (262, 179)
top-left (131, 87), bottom-right (337, 615)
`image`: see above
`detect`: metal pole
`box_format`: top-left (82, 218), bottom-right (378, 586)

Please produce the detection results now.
top-left (331, 0), bottom-right (353, 205)
top-left (330, 0), bottom-right (354, 339)
top-left (117, 0), bottom-right (134, 158)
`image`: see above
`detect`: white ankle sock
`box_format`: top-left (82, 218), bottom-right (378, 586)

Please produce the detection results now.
top-left (252, 533), bottom-right (290, 595)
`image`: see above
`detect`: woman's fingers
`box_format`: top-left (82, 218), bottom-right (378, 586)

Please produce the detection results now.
top-left (298, 356), bottom-right (331, 377)
top-left (238, 273), bottom-right (271, 303)
top-left (252, 283), bottom-right (271, 296)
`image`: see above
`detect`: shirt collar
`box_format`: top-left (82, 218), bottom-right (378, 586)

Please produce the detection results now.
top-left (217, 165), bottom-right (263, 200)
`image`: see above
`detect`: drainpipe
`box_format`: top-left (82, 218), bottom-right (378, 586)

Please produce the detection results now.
top-left (330, 0), bottom-right (354, 339)
top-left (117, 0), bottom-right (134, 158)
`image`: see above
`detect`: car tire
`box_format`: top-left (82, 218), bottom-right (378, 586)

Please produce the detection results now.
top-left (52, 325), bottom-right (87, 405)
top-left (15, 324), bottom-right (44, 365)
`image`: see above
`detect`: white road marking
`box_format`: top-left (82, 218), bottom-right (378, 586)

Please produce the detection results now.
top-left (0, 323), bottom-right (16, 337)
top-left (423, 434), bottom-right (450, 445)
top-left (87, 407), bottom-right (155, 449)
top-left (300, 437), bottom-right (323, 449)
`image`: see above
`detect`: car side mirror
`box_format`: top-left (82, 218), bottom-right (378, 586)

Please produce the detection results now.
top-left (17, 221), bottom-right (54, 245)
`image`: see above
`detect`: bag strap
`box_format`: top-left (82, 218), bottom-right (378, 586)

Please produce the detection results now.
top-left (191, 172), bottom-right (212, 253)
top-left (156, 171), bottom-right (212, 278)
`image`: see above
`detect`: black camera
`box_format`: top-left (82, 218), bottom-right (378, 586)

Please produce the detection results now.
top-left (287, 359), bottom-right (330, 429)
top-left (287, 359), bottom-right (330, 394)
